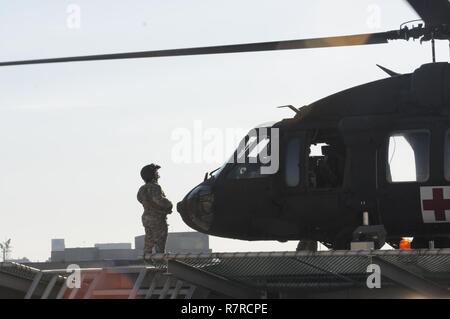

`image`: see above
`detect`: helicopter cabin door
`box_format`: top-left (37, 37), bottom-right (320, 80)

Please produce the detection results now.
top-left (303, 130), bottom-right (346, 233)
top-left (377, 118), bottom-right (450, 237)
top-left (278, 129), bottom-right (346, 239)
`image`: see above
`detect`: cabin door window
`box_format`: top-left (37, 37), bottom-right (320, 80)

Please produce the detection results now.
top-left (307, 131), bottom-right (346, 189)
top-left (387, 130), bottom-right (430, 183)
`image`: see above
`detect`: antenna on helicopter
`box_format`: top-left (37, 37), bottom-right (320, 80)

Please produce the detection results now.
top-left (431, 33), bottom-right (436, 63)
top-left (277, 105), bottom-right (301, 115)
top-left (376, 64), bottom-right (401, 77)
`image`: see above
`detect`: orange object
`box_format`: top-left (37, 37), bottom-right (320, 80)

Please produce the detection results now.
top-left (399, 238), bottom-right (411, 250)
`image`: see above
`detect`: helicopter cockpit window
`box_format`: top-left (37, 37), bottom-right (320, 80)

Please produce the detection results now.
top-left (307, 134), bottom-right (346, 189)
top-left (387, 130), bottom-right (430, 183)
top-left (228, 135), bottom-right (272, 180)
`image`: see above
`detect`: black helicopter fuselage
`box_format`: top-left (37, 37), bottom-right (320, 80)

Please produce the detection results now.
top-left (177, 62), bottom-right (450, 248)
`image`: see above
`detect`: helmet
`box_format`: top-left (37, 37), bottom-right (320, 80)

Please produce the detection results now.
top-left (140, 164), bottom-right (161, 182)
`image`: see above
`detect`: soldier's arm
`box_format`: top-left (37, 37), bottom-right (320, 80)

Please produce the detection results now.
top-left (149, 185), bottom-right (173, 211)
top-left (137, 186), bottom-right (144, 204)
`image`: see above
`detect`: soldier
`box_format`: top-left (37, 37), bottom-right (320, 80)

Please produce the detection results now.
top-left (137, 164), bottom-right (173, 259)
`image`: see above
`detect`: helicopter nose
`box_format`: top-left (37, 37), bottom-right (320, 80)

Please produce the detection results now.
top-left (177, 184), bottom-right (214, 233)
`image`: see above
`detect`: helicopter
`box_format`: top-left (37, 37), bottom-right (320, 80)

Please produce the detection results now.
top-left (1, 0), bottom-right (450, 250)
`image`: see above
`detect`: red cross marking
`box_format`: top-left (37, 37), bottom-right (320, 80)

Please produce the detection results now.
top-left (422, 188), bottom-right (450, 222)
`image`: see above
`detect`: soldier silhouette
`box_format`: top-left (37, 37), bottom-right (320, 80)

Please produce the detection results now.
top-left (137, 164), bottom-right (173, 259)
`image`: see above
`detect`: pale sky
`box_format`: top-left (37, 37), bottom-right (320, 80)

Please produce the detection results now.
top-left (0, 1), bottom-right (448, 261)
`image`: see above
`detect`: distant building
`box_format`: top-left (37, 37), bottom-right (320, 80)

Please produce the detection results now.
top-left (135, 232), bottom-right (211, 256)
top-left (51, 244), bottom-right (137, 262)
top-left (7, 257), bottom-right (30, 263)
top-left (51, 239), bottom-right (65, 252)
top-left (50, 232), bottom-right (210, 262)
top-left (95, 243), bottom-right (132, 250)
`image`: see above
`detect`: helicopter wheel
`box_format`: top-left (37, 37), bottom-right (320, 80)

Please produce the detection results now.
top-left (296, 240), bottom-right (318, 252)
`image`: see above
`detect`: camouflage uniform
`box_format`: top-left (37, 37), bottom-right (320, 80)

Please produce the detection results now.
top-left (137, 182), bottom-right (173, 255)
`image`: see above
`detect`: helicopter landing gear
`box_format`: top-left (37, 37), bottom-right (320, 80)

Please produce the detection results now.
top-left (351, 225), bottom-right (387, 250)
top-left (331, 225), bottom-right (387, 250)
top-left (296, 240), bottom-right (318, 252)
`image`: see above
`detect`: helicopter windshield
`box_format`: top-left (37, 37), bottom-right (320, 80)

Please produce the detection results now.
top-left (206, 125), bottom-right (278, 180)
top-left (207, 136), bottom-right (260, 179)
top-left (228, 128), bottom-right (274, 179)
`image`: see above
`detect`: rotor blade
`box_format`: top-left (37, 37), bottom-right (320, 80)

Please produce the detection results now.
top-left (0, 32), bottom-right (391, 67)
top-left (406, 0), bottom-right (450, 26)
